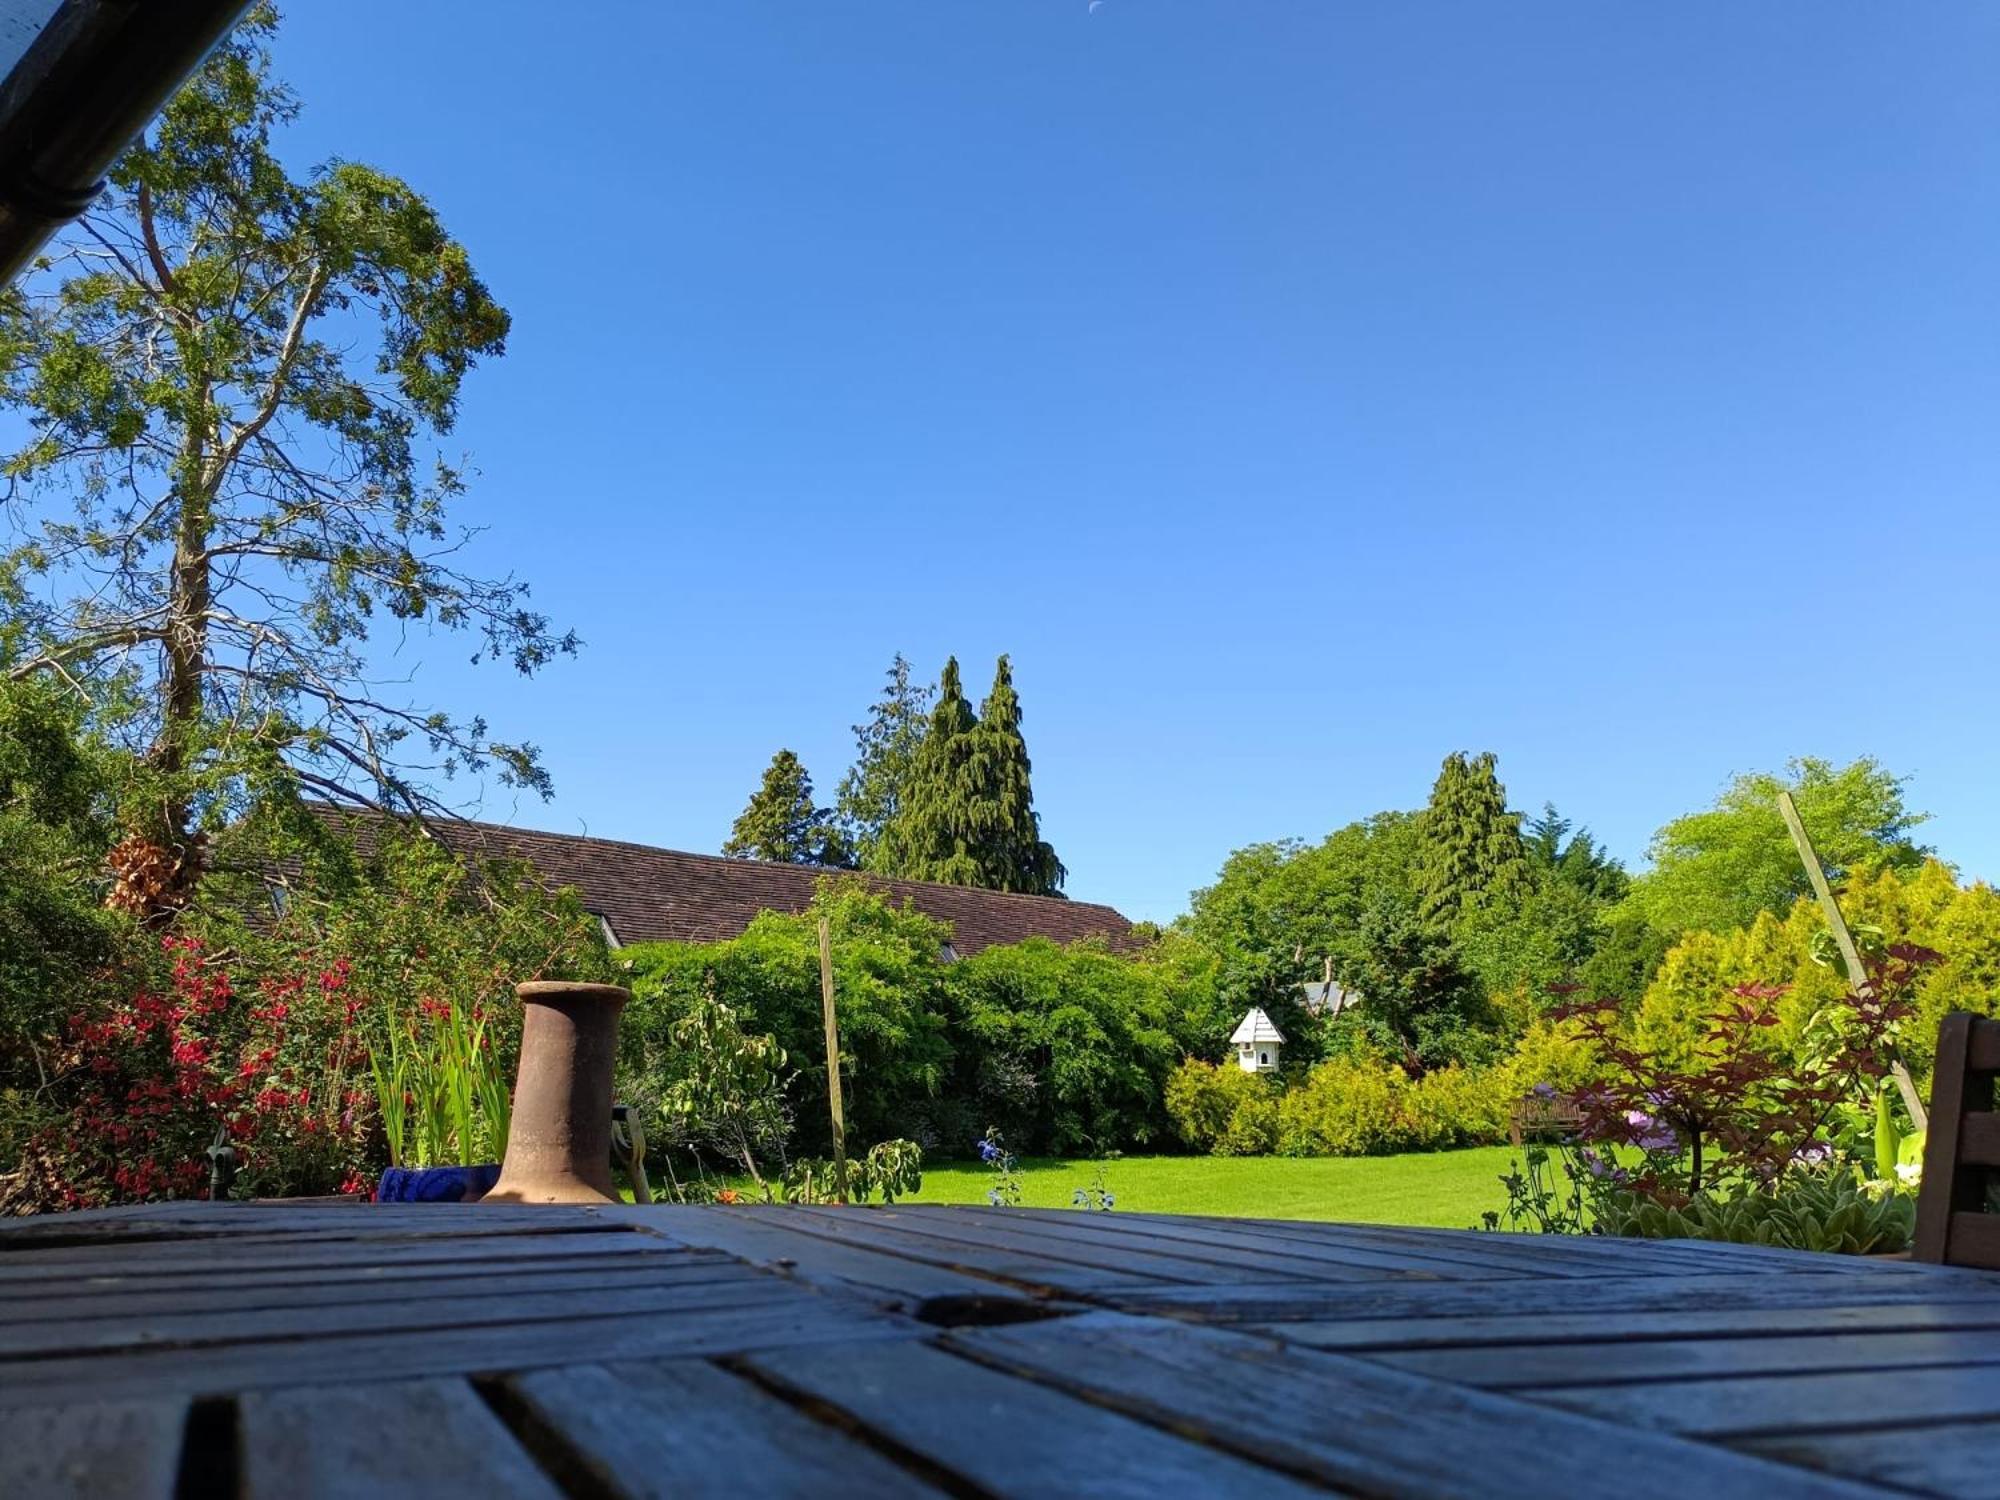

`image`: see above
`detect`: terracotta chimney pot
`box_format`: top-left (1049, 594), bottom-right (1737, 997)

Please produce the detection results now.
top-left (484, 981), bottom-right (630, 1205)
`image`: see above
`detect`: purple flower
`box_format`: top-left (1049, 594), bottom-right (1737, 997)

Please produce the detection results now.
top-left (1793, 1142), bottom-right (1834, 1166)
top-left (977, 1138), bottom-right (1002, 1164)
top-left (1625, 1110), bottom-right (1677, 1152)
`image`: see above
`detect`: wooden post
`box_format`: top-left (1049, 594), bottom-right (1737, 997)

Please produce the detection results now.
top-left (1776, 790), bottom-right (1928, 1131)
top-left (818, 916), bottom-right (849, 1204)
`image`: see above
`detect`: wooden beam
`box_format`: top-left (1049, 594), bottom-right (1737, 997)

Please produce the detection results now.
top-left (818, 916), bottom-right (849, 1204)
top-left (1776, 789), bottom-right (1927, 1131)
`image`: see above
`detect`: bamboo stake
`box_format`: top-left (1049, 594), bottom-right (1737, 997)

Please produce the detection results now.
top-left (818, 916), bottom-right (849, 1203)
top-left (1776, 790), bottom-right (1927, 1131)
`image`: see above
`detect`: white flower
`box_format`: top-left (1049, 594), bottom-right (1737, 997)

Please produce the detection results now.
top-left (1895, 1161), bottom-right (1923, 1187)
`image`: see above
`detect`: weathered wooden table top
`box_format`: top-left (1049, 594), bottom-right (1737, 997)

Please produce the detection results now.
top-left (2, 1201), bottom-right (1998, 1498)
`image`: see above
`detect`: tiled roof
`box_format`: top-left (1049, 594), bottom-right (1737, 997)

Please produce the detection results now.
top-left (307, 806), bottom-right (1139, 957)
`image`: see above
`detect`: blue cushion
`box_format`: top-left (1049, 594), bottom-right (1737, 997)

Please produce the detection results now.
top-left (374, 1164), bottom-right (502, 1203)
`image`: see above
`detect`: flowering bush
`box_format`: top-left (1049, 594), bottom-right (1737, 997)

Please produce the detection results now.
top-left (15, 937), bottom-right (373, 1209)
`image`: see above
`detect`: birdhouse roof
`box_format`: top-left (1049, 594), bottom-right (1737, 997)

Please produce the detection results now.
top-left (1230, 1007), bottom-right (1286, 1045)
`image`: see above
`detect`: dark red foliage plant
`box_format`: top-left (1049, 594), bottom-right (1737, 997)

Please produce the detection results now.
top-left (1548, 944), bottom-right (1933, 1205)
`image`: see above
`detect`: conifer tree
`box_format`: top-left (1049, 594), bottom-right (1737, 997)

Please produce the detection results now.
top-left (1524, 802), bottom-right (1628, 902)
top-left (833, 654), bottom-right (934, 872)
top-left (875, 658), bottom-right (984, 886)
top-left (1414, 751), bottom-right (1530, 926)
top-left (722, 750), bottom-right (847, 866)
top-left (965, 656), bottom-right (1065, 895)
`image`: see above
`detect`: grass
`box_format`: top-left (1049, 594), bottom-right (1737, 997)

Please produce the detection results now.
top-left (899, 1146), bottom-right (1524, 1228)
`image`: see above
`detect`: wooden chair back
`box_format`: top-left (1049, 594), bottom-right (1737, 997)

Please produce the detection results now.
top-left (1914, 1013), bottom-right (2000, 1267)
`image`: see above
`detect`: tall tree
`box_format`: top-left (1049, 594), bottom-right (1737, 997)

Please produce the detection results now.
top-left (1627, 756), bottom-right (1928, 936)
top-left (0, 9), bottom-right (569, 908)
top-left (722, 750), bottom-right (847, 866)
top-left (1336, 889), bottom-right (1494, 1072)
top-left (1413, 751), bottom-right (1530, 927)
top-left (833, 653), bottom-right (933, 872)
top-left (964, 655), bottom-right (1064, 896)
top-left (1524, 802), bottom-right (1628, 903)
top-left (1183, 812), bottom-right (1423, 1004)
top-left (876, 657), bottom-right (982, 887)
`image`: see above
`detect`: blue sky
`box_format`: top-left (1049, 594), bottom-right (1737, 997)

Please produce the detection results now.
top-left (256, 4), bottom-right (1999, 923)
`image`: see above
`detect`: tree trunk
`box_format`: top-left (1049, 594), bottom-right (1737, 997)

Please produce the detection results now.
top-left (143, 482), bottom-right (214, 910)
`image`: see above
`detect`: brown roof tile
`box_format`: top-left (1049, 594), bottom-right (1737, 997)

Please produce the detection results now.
top-left (310, 807), bottom-right (1139, 956)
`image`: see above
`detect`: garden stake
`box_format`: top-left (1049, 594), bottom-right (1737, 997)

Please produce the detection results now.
top-left (818, 917), bottom-right (849, 1203)
top-left (485, 982), bottom-right (629, 1204)
top-left (1777, 789), bottom-right (1927, 1131)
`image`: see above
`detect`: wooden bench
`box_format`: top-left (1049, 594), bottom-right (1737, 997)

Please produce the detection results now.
top-left (1508, 1095), bottom-right (1586, 1147)
top-left (1915, 1011), bottom-right (2000, 1268)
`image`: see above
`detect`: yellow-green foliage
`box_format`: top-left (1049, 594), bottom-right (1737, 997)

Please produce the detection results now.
top-left (1162, 1061), bottom-right (1279, 1155)
top-left (1493, 1018), bottom-right (1602, 1097)
top-left (1633, 860), bottom-right (2000, 1087)
top-left (1400, 1066), bottom-right (1510, 1149)
top-left (1169, 1022), bottom-right (1601, 1160)
top-left (1276, 1057), bottom-right (1411, 1156)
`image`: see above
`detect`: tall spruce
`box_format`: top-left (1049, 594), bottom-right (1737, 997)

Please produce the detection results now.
top-left (833, 654), bottom-right (934, 872)
top-left (966, 655), bottom-right (1064, 895)
top-left (876, 658), bottom-right (982, 886)
top-left (1524, 802), bottom-right (1628, 902)
top-left (722, 750), bottom-right (847, 866)
top-left (1414, 751), bottom-right (1530, 926)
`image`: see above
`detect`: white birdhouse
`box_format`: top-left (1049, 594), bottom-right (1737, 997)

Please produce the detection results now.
top-left (1229, 1007), bottom-right (1285, 1073)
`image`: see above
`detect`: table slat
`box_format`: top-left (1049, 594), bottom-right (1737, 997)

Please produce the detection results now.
top-left (500, 1358), bottom-right (942, 1498)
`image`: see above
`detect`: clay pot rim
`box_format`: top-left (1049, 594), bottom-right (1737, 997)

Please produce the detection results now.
top-left (513, 980), bottom-right (632, 1004)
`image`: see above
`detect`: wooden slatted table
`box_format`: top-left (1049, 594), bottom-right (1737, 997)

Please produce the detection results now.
top-left (3, 1200), bottom-right (1997, 1498)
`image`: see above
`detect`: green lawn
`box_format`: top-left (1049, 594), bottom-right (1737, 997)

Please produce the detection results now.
top-left (901, 1146), bottom-right (1522, 1228)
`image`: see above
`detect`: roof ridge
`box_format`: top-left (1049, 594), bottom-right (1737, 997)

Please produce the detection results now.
top-left (305, 803), bottom-right (1130, 920)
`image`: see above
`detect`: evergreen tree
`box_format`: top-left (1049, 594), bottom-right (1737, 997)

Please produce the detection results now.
top-left (965, 656), bottom-right (1065, 895)
top-left (1414, 751), bottom-right (1530, 927)
top-left (722, 750), bottom-right (848, 866)
top-left (833, 654), bottom-right (934, 872)
top-left (876, 658), bottom-right (985, 887)
top-left (1334, 890), bottom-right (1494, 1071)
top-left (1524, 802), bottom-right (1628, 902)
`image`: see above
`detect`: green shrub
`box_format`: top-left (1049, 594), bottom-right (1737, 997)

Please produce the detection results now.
top-left (1492, 1019), bottom-right (1602, 1099)
top-left (946, 937), bottom-right (1206, 1155)
top-left (1598, 1172), bottom-right (1915, 1255)
top-left (1403, 1065), bottom-right (1510, 1149)
top-left (622, 879), bottom-right (954, 1157)
top-left (1164, 1060), bottom-right (1279, 1154)
top-left (0, 679), bottom-right (140, 1169)
top-left (1147, 1054), bottom-right (1524, 1159)
top-left (1276, 1057), bottom-right (1407, 1156)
